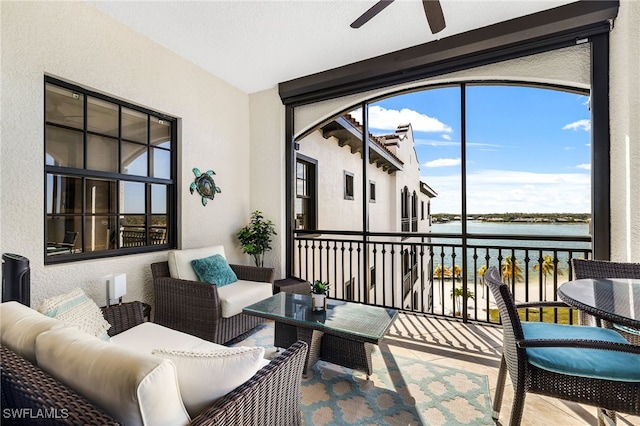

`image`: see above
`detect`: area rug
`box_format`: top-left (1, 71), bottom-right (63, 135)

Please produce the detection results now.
top-left (230, 322), bottom-right (494, 426)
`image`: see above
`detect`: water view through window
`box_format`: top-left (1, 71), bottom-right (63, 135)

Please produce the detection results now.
top-left (294, 83), bottom-right (591, 322)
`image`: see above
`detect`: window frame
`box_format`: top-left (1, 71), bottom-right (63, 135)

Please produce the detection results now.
top-left (295, 154), bottom-right (318, 230)
top-left (44, 76), bottom-right (177, 264)
top-left (343, 170), bottom-right (354, 200)
top-left (369, 180), bottom-right (376, 203)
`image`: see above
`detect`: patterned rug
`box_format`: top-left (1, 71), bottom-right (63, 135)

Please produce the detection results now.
top-left (230, 322), bottom-right (494, 426)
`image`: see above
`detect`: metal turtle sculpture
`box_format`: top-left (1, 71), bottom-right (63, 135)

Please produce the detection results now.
top-left (190, 168), bottom-right (221, 206)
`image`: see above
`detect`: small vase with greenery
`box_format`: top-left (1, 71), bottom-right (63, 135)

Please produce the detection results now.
top-left (310, 280), bottom-right (330, 311)
top-left (310, 280), bottom-right (330, 295)
top-left (237, 210), bottom-right (277, 267)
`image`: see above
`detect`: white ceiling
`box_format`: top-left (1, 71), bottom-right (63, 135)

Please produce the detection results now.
top-left (87, 0), bottom-right (578, 94)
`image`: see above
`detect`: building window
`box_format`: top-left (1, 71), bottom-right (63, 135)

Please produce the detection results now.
top-left (369, 180), bottom-right (376, 202)
top-left (45, 77), bottom-right (176, 263)
top-left (295, 155), bottom-right (317, 229)
top-left (421, 201), bottom-right (425, 220)
top-left (344, 171), bottom-right (354, 200)
top-left (401, 186), bottom-right (409, 231)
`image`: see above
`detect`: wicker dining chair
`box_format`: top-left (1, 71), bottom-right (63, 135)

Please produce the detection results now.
top-left (485, 266), bottom-right (640, 426)
top-left (571, 258), bottom-right (640, 345)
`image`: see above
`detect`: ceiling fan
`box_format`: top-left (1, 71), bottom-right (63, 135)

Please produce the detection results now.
top-left (351, 0), bottom-right (446, 34)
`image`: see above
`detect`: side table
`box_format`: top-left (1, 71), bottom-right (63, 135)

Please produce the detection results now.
top-left (273, 277), bottom-right (310, 295)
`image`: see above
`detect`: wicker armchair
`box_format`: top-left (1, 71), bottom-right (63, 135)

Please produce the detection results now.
top-left (571, 258), bottom-right (640, 345)
top-left (1, 302), bottom-right (308, 426)
top-left (151, 261), bottom-right (274, 344)
top-left (485, 266), bottom-right (640, 426)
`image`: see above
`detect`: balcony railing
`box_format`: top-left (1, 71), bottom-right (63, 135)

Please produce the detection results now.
top-left (293, 230), bottom-right (591, 325)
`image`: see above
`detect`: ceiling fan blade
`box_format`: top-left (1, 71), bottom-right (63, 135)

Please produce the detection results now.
top-left (422, 0), bottom-right (446, 34)
top-left (350, 0), bottom-right (395, 29)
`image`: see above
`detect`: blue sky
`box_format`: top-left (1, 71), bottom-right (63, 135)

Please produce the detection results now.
top-left (363, 85), bottom-right (591, 214)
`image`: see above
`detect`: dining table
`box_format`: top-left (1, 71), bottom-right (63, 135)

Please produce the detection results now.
top-left (558, 278), bottom-right (640, 329)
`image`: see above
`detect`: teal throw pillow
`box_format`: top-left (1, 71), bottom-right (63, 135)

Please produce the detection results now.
top-left (191, 254), bottom-right (238, 287)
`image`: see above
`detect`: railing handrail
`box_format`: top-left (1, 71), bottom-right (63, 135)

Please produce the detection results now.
top-left (294, 229), bottom-right (591, 242)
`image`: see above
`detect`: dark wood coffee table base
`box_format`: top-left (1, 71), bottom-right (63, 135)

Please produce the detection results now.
top-left (275, 322), bottom-right (374, 377)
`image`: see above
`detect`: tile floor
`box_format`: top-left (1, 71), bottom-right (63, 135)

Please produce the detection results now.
top-left (383, 313), bottom-right (640, 426)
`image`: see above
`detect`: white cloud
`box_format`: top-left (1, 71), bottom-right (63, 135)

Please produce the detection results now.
top-left (442, 134), bottom-right (451, 140)
top-left (367, 105), bottom-right (453, 133)
top-left (563, 119), bottom-right (591, 132)
top-left (576, 163), bottom-right (591, 170)
top-left (424, 158), bottom-right (461, 168)
top-left (424, 169), bottom-right (591, 214)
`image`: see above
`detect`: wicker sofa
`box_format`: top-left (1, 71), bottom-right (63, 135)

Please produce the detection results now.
top-left (0, 301), bottom-right (307, 426)
top-left (151, 245), bottom-right (275, 344)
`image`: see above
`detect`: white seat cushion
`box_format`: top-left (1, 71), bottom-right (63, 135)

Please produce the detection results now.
top-left (36, 327), bottom-right (190, 426)
top-left (217, 279), bottom-right (273, 318)
top-left (0, 301), bottom-right (63, 363)
top-left (167, 245), bottom-right (226, 281)
top-left (110, 322), bottom-right (226, 354)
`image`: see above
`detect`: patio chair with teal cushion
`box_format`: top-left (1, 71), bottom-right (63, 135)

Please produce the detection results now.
top-left (485, 266), bottom-right (640, 426)
top-left (571, 258), bottom-right (640, 345)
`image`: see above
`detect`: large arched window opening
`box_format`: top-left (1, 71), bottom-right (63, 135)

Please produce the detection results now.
top-left (292, 80), bottom-right (592, 320)
top-left (281, 2), bottom-right (614, 321)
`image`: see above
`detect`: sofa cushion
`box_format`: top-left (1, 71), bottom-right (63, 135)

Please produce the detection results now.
top-left (110, 322), bottom-right (227, 354)
top-left (191, 254), bottom-right (238, 287)
top-left (168, 245), bottom-right (226, 281)
top-left (152, 346), bottom-right (266, 418)
top-left (37, 288), bottom-right (111, 340)
top-left (36, 327), bottom-right (190, 426)
top-left (217, 279), bottom-right (273, 318)
top-left (0, 301), bottom-right (63, 364)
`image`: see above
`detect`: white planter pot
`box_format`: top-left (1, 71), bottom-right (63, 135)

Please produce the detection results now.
top-left (311, 293), bottom-right (326, 311)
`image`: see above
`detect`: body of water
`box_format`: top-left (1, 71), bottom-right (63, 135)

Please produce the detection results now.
top-left (427, 221), bottom-right (591, 279)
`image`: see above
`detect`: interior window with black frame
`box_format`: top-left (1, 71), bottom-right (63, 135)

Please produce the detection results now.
top-left (44, 77), bottom-right (176, 263)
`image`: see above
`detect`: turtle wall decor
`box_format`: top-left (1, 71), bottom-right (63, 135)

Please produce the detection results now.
top-left (190, 167), bottom-right (221, 206)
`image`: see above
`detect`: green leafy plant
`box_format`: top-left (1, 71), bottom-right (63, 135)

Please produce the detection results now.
top-left (310, 280), bottom-right (330, 295)
top-left (450, 287), bottom-right (475, 316)
top-left (237, 210), bottom-right (277, 267)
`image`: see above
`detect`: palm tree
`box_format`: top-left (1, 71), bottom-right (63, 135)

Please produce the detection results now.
top-left (478, 265), bottom-right (487, 297)
top-left (501, 256), bottom-right (523, 284)
top-left (453, 264), bottom-right (462, 280)
top-left (451, 287), bottom-right (475, 316)
top-left (533, 254), bottom-right (563, 299)
top-left (434, 264), bottom-right (452, 279)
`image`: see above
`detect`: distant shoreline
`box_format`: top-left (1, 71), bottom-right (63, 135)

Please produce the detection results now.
top-left (432, 213), bottom-right (590, 224)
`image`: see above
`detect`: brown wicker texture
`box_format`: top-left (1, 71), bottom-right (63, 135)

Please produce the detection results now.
top-left (151, 261), bottom-right (273, 344)
top-left (485, 266), bottom-right (640, 426)
top-left (101, 301), bottom-right (146, 336)
top-left (2, 301), bottom-right (308, 426)
top-left (0, 346), bottom-right (120, 426)
top-left (189, 340), bottom-right (308, 426)
top-left (571, 258), bottom-right (640, 345)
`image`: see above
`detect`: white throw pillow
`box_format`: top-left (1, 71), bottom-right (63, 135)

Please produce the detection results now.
top-left (167, 245), bottom-right (226, 281)
top-left (37, 288), bottom-right (110, 339)
top-left (152, 346), bottom-right (266, 418)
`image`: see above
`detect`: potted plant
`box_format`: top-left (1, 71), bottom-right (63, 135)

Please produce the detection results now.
top-left (310, 280), bottom-right (330, 311)
top-left (237, 210), bottom-right (277, 267)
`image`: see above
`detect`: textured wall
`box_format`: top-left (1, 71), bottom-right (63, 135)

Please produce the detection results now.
top-left (0, 2), bottom-right (252, 307)
top-left (609, 0), bottom-right (640, 262)
top-left (293, 43), bottom-right (590, 138)
top-left (248, 88), bottom-right (286, 277)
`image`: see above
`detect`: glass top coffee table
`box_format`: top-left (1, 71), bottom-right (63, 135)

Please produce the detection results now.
top-left (244, 292), bottom-right (398, 377)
